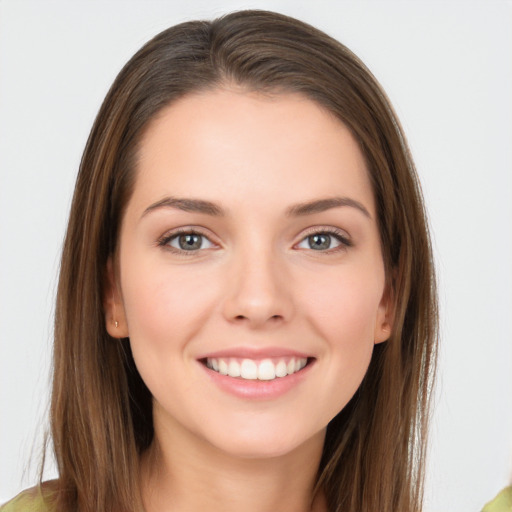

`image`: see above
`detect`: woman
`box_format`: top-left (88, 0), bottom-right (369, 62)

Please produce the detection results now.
top-left (2, 10), bottom-right (438, 512)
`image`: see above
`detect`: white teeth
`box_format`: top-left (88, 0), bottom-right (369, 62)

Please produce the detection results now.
top-left (218, 359), bottom-right (228, 375)
top-left (258, 359), bottom-right (275, 380)
top-left (275, 360), bottom-right (288, 378)
top-left (295, 358), bottom-right (307, 373)
top-left (228, 360), bottom-right (241, 377)
top-left (206, 356), bottom-right (308, 380)
top-left (240, 359), bottom-right (258, 380)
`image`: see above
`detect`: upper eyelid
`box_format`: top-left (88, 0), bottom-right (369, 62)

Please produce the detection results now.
top-left (157, 227), bottom-right (218, 247)
top-left (299, 225), bottom-right (349, 236)
top-left (297, 226), bottom-right (351, 242)
top-left (160, 226), bottom-right (215, 238)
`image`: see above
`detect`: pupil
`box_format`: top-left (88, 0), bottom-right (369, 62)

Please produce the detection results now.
top-left (309, 234), bottom-right (330, 250)
top-left (179, 234), bottom-right (201, 250)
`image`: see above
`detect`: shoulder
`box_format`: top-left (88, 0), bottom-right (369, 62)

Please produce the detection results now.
top-left (1, 482), bottom-right (58, 512)
top-left (482, 486), bottom-right (512, 512)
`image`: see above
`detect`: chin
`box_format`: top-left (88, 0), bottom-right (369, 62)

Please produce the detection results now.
top-left (202, 423), bottom-right (326, 461)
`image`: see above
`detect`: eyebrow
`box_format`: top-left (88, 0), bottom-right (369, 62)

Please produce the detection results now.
top-left (141, 195), bottom-right (371, 219)
top-left (142, 197), bottom-right (225, 218)
top-left (285, 197), bottom-right (371, 219)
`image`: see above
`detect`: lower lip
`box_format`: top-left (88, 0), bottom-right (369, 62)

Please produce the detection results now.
top-left (200, 360), bottom-right (314, 400)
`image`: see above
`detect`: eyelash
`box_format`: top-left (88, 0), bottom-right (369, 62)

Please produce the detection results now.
top-left (297, 227), bottom-right (353, 254)
top-left (157, 227), bottom-right (352, 256)
top-left (157, 228), bottom-right (214, 256)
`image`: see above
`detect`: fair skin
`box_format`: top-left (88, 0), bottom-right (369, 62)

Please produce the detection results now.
top-left (106, 88), bottom-right (392, 512)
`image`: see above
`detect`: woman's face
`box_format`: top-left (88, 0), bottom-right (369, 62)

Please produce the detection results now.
top-left (107, 89), bottom-right (392, 459)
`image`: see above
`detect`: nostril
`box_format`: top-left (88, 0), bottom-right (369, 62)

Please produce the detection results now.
top-left (229, 310), bottom-right (287, 326)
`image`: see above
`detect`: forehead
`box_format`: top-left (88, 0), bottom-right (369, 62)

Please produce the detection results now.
top-left (131, 88), bottom-right (374, 217)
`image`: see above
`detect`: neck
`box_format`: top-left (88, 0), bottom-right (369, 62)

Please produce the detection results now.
top-left (140, 418), bottom-right (327, 512)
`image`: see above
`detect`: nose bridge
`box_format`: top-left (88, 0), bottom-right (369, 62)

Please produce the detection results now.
top-left (223, 234), bottom-right (293, 327)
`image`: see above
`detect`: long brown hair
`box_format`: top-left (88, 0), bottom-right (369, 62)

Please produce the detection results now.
top-left (48, 10), bottom-right (438, 512)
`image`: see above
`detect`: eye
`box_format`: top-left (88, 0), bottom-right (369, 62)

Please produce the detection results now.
top-left (296, 229), bottom-right (352, 252)
top-left (159, 230), bottom-right (215, 252)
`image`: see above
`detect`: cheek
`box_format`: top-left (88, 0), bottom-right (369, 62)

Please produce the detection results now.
top-left (120, 257), bottom-right (217, 353)
top-left (306, 269), bottom-right (382, 334)
top-left (119, 259), bottom-right (221, 406)
top-left (300, 265), bottom-right (384, 378)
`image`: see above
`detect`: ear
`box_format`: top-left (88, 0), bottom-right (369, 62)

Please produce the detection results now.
top-left (104, 256), bottom-right (129, 338)
top-left (374, 282), bottom-right (395, 344)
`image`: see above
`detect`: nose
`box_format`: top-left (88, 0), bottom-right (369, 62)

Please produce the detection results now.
top-left (222, 246), bottom-right (294, 329)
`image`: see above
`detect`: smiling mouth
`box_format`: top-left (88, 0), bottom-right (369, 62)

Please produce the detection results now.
top-left (201, 356), bottom-right (313, 381)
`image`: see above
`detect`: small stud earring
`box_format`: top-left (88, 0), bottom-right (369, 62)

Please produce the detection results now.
top-left (112, 291), bottom-right (119, 329)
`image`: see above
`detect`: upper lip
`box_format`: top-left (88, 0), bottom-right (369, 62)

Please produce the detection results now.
top-left (197, 346), bottom-right (313, 360)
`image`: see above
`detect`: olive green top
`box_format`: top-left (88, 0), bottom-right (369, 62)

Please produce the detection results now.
top-left (482, 486), bottom-right (512, 512)
top-left (0, 487), bottom-right (53, 512)
top-left (2, 484), bottom-right (512, 511)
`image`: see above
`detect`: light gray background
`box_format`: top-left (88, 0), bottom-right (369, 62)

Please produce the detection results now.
top-left (1, 1), bottom-right (511, 510)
